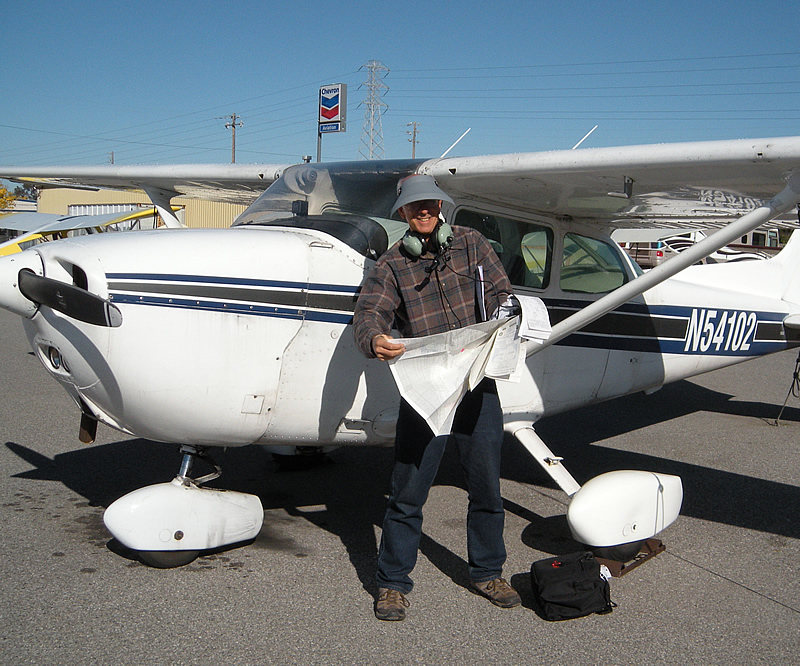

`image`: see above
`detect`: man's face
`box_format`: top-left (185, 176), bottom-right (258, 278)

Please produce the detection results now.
top-left (398, 199), bottom-right (442, 238)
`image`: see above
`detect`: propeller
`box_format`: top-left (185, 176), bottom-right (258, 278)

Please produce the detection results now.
top-left (18, 269), bottom-right (122, 327)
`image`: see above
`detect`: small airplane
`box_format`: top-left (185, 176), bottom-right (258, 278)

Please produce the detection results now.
top-left (0, 206), bottom-right (179, 257)
top-left (2, 135), bottom-right (800, 568)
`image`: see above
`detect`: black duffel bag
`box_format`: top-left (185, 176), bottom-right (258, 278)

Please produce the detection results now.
top-left (531, 551), bottom-right (615, 621)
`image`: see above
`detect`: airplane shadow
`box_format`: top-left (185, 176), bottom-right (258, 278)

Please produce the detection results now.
top-left (5, 436), bottom-right (395, 592)
top-left (5, 376), bottom-right (800, 590)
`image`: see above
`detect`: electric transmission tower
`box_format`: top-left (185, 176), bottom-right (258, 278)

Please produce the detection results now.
top-left (358, 60), bottom-right (389, 160)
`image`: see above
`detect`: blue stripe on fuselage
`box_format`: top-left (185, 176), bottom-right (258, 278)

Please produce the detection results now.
top-left (544, 298), bottom-right (790, 356)
top-left (106, 275), bottom-right (792, 356)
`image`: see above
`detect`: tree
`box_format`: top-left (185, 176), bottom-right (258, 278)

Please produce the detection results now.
top-left (0, 185), bottom-right (16, 210)
top-left (13, 183), bottom-right (38, 200)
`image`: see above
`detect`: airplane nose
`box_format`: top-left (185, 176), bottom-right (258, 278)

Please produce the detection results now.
top-left (18, 269), bottom-right (123, 327)
top-left (0, 250), bottom-right (43, 319)
top-left (0, 249), bottom-right (122, 327)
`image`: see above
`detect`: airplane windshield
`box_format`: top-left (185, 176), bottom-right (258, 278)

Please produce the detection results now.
top-left (236, 160), bottom-right (425, 226)
top-left (233, 160), bottom-right (426, 258)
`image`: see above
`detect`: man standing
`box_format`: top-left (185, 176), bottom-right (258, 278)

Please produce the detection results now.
top-left (353, 174), bottom-right (521, 621)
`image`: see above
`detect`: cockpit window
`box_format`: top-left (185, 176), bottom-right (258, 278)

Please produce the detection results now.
top-left (454, 209), bottom-right (553, 289)
top-left (560, 232), bottom-right (628, 293)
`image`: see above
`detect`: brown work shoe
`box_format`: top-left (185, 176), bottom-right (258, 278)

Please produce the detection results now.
top-left (374, 588), bottom-right (410, 621)
top-left (470, 577), bottom-right (521, 608)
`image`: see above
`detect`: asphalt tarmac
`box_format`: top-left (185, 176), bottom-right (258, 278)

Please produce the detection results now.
top-left (1, 306), bottom-right (798, 664)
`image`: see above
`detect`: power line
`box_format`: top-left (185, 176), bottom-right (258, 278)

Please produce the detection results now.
top-left (391, 51), bottom-right (800, 73)
top-left (3, 52), bottom-right (800, 164)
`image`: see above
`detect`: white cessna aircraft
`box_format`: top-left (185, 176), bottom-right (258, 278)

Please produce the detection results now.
top-left (2, 135), bottom-right (800, 568)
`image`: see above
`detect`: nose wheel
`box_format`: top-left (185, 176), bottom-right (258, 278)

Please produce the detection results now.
top-left (128, 445), bottom-right (223, 569)
top-left (138, 549), bottom-right (201, 569)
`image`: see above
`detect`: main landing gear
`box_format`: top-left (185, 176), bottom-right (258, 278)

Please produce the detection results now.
top-left (509, 423), bottom-right (683, 565)
top-left (103, 445), bottom-right (264, 568)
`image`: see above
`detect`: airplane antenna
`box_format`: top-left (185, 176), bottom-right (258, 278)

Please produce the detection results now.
top-left (441, 128), bottom-right (471, 159)
top-left (572, 125), bottom-right (598, 150)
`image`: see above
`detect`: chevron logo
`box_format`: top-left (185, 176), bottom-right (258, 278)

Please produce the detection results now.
top-left (320, 93), bottom-right (340, 119)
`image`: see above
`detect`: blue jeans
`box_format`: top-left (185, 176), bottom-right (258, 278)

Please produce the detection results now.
top-left (376, 379), bottom-right (506, 593)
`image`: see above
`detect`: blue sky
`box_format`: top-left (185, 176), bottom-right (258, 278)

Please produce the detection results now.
top-left (2, 0), bottom-right (800, 166)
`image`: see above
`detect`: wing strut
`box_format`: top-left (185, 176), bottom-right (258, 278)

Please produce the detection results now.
top-left (508, 422), bottom-right (581, 495)
top-left (142, 186), bottom-right (184, 229)
top-left (535, 172), bottom-right (800, 353)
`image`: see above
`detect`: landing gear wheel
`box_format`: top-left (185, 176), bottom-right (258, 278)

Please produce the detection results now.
top-left (591, 540), bottom-right (644, 563)
top-left (137, 550), bottom-right (200, 569)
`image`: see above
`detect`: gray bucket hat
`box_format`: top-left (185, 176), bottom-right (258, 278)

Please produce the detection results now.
top-left (391, 174), bottom-right (454, 216)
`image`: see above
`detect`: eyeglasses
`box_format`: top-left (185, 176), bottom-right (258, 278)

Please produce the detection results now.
top-left (403, 199), bottom-right (440, 211)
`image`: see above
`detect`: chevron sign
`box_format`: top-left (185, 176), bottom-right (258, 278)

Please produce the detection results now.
top-left (319, 84), bottom-right (347, 131)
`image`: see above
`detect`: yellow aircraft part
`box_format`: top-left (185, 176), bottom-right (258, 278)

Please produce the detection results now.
top-left (0, 206), bottom-right (181, 256)
top-left (0, 232), bottom-right (44, 256)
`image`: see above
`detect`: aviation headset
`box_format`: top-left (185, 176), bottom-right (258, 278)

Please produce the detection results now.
top-left (402, 221), bottom-right (454, 258)
top-left (393, 176), bottom-right (500, 326)
top-left (394, 175), bottom-right (455, 258)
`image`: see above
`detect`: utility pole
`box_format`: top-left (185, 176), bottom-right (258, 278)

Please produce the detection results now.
top-left (407, 122), bottom-right (420, 159)
top-left (223, 113), bottom-right (243, 163)
top-left (358, 60), bottom-right (389, 160)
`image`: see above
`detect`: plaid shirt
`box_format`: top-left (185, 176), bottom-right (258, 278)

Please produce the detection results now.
top-left (353, 226), bottom-right (513, 358)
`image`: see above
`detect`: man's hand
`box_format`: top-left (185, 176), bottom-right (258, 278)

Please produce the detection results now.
top-left (372, 334), bottom-right (405, 361)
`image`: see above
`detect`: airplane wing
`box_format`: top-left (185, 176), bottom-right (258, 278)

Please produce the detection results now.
top-left (0, 163), bottom-right (292, 205)
top-left (424, 136), bottom-right (800, 229)
top-left (0, 208), bottom-right (172, 256)
top-left (423, 136), bottom-right (800, 350)
top-left (5, 138), bottom-right (798, 227)
top-left (0, 163), bottom-right (294, 228)
top-left (0, 209), bottom-right (162, 233)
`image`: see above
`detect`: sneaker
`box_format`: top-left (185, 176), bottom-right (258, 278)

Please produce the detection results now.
top-left (374, 588), bottom-right (410, 621)
top-left (470, 577), bottom-right (521, 608)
